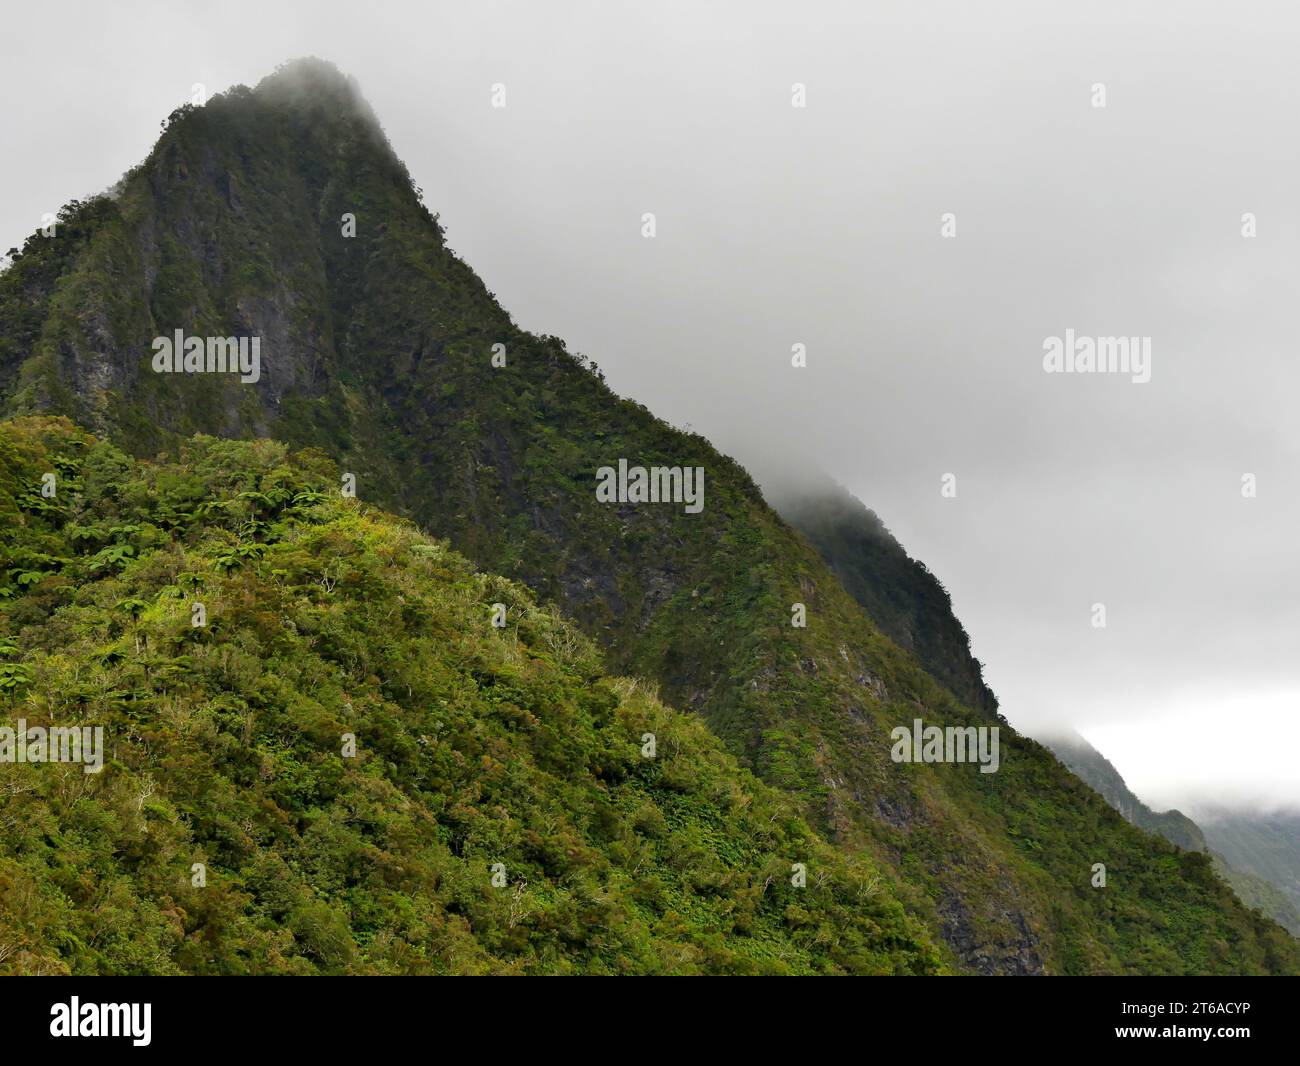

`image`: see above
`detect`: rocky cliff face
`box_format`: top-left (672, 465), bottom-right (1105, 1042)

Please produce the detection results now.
top-left (2, 58), bottom-right (1296, 974)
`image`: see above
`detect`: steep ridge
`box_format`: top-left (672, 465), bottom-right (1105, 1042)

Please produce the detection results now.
top-left (767, 471), bottom-right (998, 718)
top-left (0, 416), bottom-right (942, 974)
top-left (1046, 733), bottom-right (1300, 936)
top-left (771, 473), bottom-right (1300, 939)
top-left (1044, 731), bottom-right (1205, 852)
top-left (2, 59), bottom-right (1296, 974)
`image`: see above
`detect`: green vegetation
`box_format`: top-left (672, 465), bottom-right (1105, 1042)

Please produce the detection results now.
top-left (771, 475), bottom-right (998, 717)
top-left (1, 58), bottom-right (1296, 974)
top-left (1043, 731), bottom-right (1300, 935)
top-left (0, 417), bottom-right (940, 974)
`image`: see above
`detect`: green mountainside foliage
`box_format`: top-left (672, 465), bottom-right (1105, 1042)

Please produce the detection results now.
top-left (1045, 731), bottom-right (1207, 853)
top-left (770, 474), bottom-right (999, 718)
top-left (1045, 733), bottom-right (1300, 936)
top-left (0, 417), bottom-right (942, 975)
top-left (1199, 810), bottom-right (1300, 919)
top-left (1, 59), bottom-right (1297, 974)
top-left (777, 478), bottom-right (1300, 941)
top-left (1208, 858), bottom-right (1300, 938)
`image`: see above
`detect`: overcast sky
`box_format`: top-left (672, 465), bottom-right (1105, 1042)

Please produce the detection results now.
top-left (3, 0), bottom-right (1298, 810)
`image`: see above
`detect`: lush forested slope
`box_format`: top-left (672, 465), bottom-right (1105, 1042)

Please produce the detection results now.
top-left (769, 473), bottom-right (999, 718)
top-left (1045, 731), bottom-right (1206, 852)
top-left (773, 476), bottom-right (1300, 940)
top-left (1046, 733), bottom-right (1300, 936)
top-left (0, 417), bottom-right (943, 974)
top-left (1197, 809), bottom-right (1300, 933)
top-left (1, 59), bottom-right (1297, 974)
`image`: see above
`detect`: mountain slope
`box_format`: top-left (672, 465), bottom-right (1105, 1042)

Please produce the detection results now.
top-left (1195, 808), bottom-right (1300, 924)
top-left (0, 416), bottom-right (943, 975)
top-left (1, 58), bottom-right (1297, 974)
top-left (768, 471), bottom-right (998, 718)
top-left (771, 474), bottom-right (1300, 940)
top-left (1045, 733), bottom-right (1300, 936)
top-left (1044, 731), bottom-right (1206, 853)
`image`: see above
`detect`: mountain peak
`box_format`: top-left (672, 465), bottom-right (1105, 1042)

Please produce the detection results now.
top-left (249, 56), bottom-right (380, 127)
top-left (256, 56), bottom-right (361, 99)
